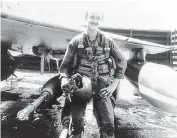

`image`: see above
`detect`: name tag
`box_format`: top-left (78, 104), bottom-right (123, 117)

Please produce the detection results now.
top-left (78, 45), bottom-right (84, 48)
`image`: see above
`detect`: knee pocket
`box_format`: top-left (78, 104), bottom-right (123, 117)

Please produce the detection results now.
top-left (72, 118), bottom-right (84, 126)
top-left (72, 118), bottom-right (84, 129)
top-left (72, 127), bottom-right (84, 135)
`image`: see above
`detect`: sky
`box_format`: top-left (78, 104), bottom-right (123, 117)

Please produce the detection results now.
top-left (1, 0), bottom-right (177, 30)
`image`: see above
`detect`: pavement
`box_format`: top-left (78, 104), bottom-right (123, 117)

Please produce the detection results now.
top-left (1, 69), bottom-right (177, 138)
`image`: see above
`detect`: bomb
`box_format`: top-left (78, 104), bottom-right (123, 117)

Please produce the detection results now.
top-left (17, 75), bottom-right (62, 120)
top-left (17, 73), bottom-right (93, 120)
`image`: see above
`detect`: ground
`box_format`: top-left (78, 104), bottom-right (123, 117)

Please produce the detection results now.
top-left (1, 69), bottom-right (177, 138)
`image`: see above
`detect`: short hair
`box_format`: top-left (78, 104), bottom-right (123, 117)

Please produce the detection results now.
top-left (85, 8), bottom-right (104, 20)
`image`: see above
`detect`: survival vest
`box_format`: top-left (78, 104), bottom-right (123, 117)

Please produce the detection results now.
top-left (72, 32), bottom-right (116, 90)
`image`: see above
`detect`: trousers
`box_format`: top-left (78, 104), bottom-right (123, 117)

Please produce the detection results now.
top-left (61, 96), bottom-right (87, 135)
top-left (61, 84), bottom-right (119, 138)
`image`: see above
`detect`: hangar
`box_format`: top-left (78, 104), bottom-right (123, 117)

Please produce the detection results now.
top-left (100, 27), bottom-right (177, 70)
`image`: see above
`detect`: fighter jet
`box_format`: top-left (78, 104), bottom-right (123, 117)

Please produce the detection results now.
top-left (1, 5), bottom-right (177, 115)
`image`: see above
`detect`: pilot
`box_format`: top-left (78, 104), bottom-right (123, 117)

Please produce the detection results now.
top-left (59, 8), bottom-right (127, 138)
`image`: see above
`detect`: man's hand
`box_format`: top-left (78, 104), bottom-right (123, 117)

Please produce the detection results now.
top-left (61, 77), bottom-right (70, 93)
top-left (100, 78), bottom-right (120, 97)
top-left (61, 77), bottom-right (78, 96)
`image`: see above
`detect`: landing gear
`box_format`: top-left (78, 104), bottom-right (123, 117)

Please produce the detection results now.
top-left (1, 42), bottom-right (19, 81)
top-left (33, 45), bottom-right (61, 74)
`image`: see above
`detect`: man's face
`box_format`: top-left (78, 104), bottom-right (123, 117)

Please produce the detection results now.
top-left (85, 11), bottom-right (103, 30)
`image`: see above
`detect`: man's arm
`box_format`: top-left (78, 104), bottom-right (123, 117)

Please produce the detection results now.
top-left (59, 39), bottom-right (77, 87)
top-left (100, 39), bottom-right (127, 97)
top-left (59, 40), bottom-right (77, 77)
top-left (110, 39), bottom-right (127, 79)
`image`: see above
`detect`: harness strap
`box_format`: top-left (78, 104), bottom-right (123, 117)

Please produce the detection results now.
top-left (77, 33), bottom-right (111, 86)
top-left (79, 33), bottom-right (84, 46)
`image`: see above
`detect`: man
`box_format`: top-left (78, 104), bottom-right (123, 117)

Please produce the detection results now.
top-left (59, 9), bottom-right (127, 138)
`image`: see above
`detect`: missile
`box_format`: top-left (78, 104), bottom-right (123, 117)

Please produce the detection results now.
top-left (17, 75), bottom-right (62, 120)
top-left (125, 61), bottom-right (177, 114)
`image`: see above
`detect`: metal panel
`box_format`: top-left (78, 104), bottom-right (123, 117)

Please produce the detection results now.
top-left (171, 29), bottom-right (177, 70)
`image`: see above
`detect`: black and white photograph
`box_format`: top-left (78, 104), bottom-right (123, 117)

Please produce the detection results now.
top-left (1, 0), bottom-right (177, 138)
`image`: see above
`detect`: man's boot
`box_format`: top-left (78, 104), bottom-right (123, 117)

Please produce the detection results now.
top-left (71, 125), bottom-right (84, 138)
top-left (70, 134), bottom-right (83, 138)
top-left (100, 132), bottom-right (115, 138)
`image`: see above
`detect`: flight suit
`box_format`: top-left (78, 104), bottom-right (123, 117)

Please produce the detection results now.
top-left (59, 30), bottom-right (127, 138)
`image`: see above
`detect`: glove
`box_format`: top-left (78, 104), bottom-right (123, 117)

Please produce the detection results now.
top-left (70, 73), bottom-right (83, 88)
top-left (61, 77), bottom-right (70, 94)
top-left (61, 77), bottom-right (78, 96)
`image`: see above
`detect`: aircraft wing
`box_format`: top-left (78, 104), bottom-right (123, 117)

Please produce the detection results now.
top-left (1, 11), bottom-right (83, 75)
top-left (1, 11), bottom-right (176, 56)
top-left (105, 32), bottom-right (176, 54)
top-left (1, 11), bottom-right (83, 55)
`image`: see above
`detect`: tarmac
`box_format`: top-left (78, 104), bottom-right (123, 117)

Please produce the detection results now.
top-left (1, 69), bottom-right (177, 138)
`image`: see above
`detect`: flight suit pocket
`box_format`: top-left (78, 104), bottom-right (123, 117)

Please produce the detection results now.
top-left (77, 48), bottom-right (87, 58)
top-left (77, 48), bottom-right (85, 56)
top-left (98, 64), bottom-right (109, 74)
top-left (86, 47), bottom-right (93, 55)
top-left (96, 47), bottom-right (104, 56)
top-left (98, 74), bottom-right (111, 89)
